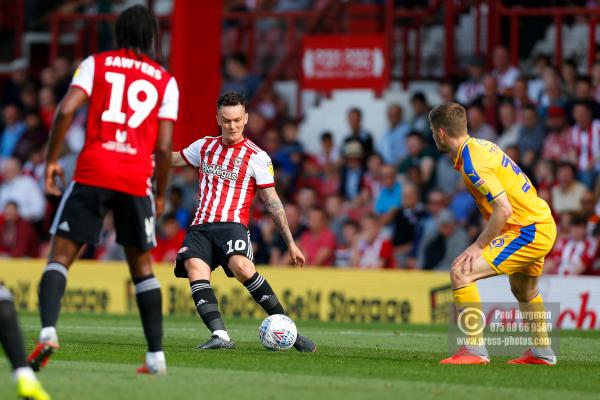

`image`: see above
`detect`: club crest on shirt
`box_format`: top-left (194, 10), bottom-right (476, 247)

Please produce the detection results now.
top-left (473, 178), bottom-right (490, 195)
top-left (490, 237), bottom-right (506, 248)
top-left (234, 157), bottom-right (243, 167)
top-left (178, 246), bottom-right (188, 254)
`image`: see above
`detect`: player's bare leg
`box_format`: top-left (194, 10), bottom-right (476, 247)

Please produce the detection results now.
top-left (229, 255), bottom-right (316, 352)
top-left (185, 258), bottom-right (234, 349)
top-left (29, 236), bottom-right (82, 371)
top-left (124, 247), bottom-right (166, 374)
top-left (440, 256), bottom-right (497, 365)
top-left (506, 273), bottom-right (556, 365)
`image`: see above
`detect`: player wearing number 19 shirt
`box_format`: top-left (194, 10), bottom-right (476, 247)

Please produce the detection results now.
top-left (429, 103), bottom-right (557, 366)
top-left (170, 91), bottom-right (316, 351)
top-left (28, 5), bottom-right (177, 375)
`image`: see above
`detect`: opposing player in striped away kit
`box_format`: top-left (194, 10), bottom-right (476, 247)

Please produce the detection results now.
top-left (170, 91), bottom-right (316, 351)
top-left (28, 5), bottom-right (178, 374)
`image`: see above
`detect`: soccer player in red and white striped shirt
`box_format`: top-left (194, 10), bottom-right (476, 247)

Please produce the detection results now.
top-left (170, 91), bottom-right (315, 351)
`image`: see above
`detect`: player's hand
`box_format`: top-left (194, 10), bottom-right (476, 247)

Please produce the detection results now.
top-left (154, 196), bottom-right (165, 219)
top-left (289, 243), bottom-right (305, 267)
top-left (451, 243), bottom-right (483, 274)
top-left (44, 161), bottom-right (66, 196)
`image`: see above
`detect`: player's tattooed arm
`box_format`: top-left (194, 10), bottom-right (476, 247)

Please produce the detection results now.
top-left (259, 187), bottom-right (290, 242)
top-left (259, 186), bottom-right (305, 266)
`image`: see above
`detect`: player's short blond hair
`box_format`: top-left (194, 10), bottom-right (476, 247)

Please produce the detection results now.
top-left (428, 102), bottom-right (467, 137)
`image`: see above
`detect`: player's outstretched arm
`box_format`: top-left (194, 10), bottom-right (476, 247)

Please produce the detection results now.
top-left (259, 186), bottom-right (305, 267)
top-left (153, 120), bottom-right (174, 218)
top-left (45, 86), bottom-right (88, 195)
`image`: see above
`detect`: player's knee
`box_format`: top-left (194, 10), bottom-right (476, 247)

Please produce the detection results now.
top-left (230, 257), bottom-right (255, 281)
top-left (510, 285), bottom-right (535, 302)
top-left (450, 265), bottom-right (472, 288)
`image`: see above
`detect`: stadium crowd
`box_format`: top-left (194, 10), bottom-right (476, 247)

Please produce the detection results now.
top-left (2, 41), bottom-right (600, 275)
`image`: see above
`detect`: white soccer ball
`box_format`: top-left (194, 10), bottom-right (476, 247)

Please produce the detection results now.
top-left (258, 314), bottom-right (298, 351)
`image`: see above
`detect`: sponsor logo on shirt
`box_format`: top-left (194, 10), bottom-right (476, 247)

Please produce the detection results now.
top-left (473, 178), bottom-right (490, 195)
top-left (201, 162), bottom-right (239, 181)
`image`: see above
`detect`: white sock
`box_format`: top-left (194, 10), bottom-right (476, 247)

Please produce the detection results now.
top-left (39, 326), bottom-right (58, 344)
top-left (213, 330), bottom-right (230, 341)
top-left (146, 351), bottom-right (167, 374)
top-left (13, 367), bottom-right (36, 383)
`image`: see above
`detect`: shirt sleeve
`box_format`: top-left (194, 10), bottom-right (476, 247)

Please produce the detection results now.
top-left (462, 146), bottom-right (505, 203)
top-left (249, 151), bottom-right (275, 188)
top-left (180, 138), bottom-right (204, 168)
top-left (70, 56), bottom-right (95, 96)
top-left (158, 76), bottom-right (179, 121)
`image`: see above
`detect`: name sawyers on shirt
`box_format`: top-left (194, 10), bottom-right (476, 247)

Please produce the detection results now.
top-left (201, 162), bottom-right (239, 181)
top-left (104, 56), bottom-right (162, 80)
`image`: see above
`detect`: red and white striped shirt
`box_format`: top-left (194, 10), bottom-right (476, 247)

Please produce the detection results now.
top-left (551, 236), bottom-right (597, 275)
top-left (180, 136), bottom-right (274, 227)
top-left (570, 120), bottom-right (600, 171)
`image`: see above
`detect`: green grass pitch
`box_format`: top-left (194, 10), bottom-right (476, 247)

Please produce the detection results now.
top-left (1, 313), bottom-right (599, 400)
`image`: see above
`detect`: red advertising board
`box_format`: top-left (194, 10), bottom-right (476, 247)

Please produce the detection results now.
top-left (300, 34), bottom-right (389, 91)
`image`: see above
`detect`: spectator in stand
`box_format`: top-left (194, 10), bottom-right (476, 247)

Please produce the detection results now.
top-left (19, 84), bottom-right (38, 113)
top-left (324, 195), bottom-right (348, 243)
top-left (373, 164), bottom-right (402, 226)
top-left (273, 120), bottom-right (304, 190)
top-left (166, 186), bottom-right (190, 228)
top-left (491, 45), bottom-right (520, 95)
top-left (361, 153), bottom-right (383, 198)
top-left (569, 76), bottom-right (600, 119)
top-left (533, 159), bottom-right (556, 192)
top-left (334, 220), bottom-right (359, 267)
top-left (418, 210), bottom-right (469, 270)
top-left (296, 187), bottom-right (317, 223)
top-left (416, 189), bottom-right (447, 258)
top-left (391, 182), bottom-right (426, 269)
top-left (350, 214), bottom-right (395, 269)
top-left (438, 81), bottom-right (456, 103)
top-left (298, 208), bottom-right (336, 267)
top-left (538, 67), bottom-right (568, 119)
top-left (221, 53), bottom-right (262, 100)
top-left (0, 158), bottom-right (45, 222)
top-left (542, 106), bottom-right (573, 162)
top-left (474, 74), bottom-right (502, 131)
top-left (397, 131), bottom-right (435, 187)
top-left (377, 104), bottom-right (411, 166)
top-left (1, 61), bottom-right (28, 107)
top-left (261, 128), bottom-right (280, 155)
top-left (409, 92), bottom-right (431, 144)
top-left (528, 54), bottom-right (551, 103)
top-left (551, 162), bottom-right (588, 214)
top-left (561, 59), bottom-right (578, 100)
top-left (456, 55), bottom-right (485, 106)
top-left (466, 103), bottom-right (497, 142)
top-left (513, 77), bottom-right (535, 122)
top-left (496, 101), bottom-right (521, 150)
top-left (342, 107), bottom-right (374, 158)
top-left (271, 203), bottom-right (306, 265)
top-left (547, 213), bottom-right (597, 275)
top-left (448, 178), bottom-right (477, 225)
top-left (13, 112), bottom-right (47, 164)
top-left (316, 131), bottom-right (339, 167)
top-left (0, 104), bottom-right (27, 159)
top-left (339, 141), bottom-right (365, 200)
top-left (592, 60), bottom-right (600, 102)
top-left (151, 213), bottom-right (186, 263)
top-left (0, 201), bottom-right (39, 257)
top-left (517, 104), bottom-right (546, 167)
top-left (38, 87), bottom-right (56, 130)
top-left (580, 190), bottom-right (600, 235)
top-left (433, 153), bottom-right (460, 196)
top-left (570, 100), bottom-right (600, 188)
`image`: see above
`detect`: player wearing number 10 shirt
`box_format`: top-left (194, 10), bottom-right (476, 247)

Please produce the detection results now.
top-left (429, 103), bottom-right (557, 366)
top-left (170, 91), bottom-right (316, 352)
top-left (28, 5), bottom-right (176, 375)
